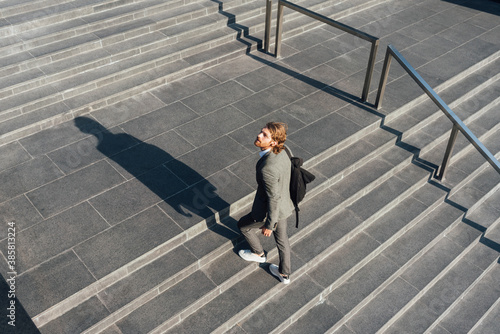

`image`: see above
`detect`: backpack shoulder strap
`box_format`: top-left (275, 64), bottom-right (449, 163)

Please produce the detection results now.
top-left (284, 145), bottom-right (292, 159)
top-left (284, 145), bottom-right (303, 228)
top-left (295, 206), bottom-right (299, 228)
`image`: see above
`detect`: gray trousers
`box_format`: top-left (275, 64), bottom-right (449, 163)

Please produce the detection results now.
top-left (237, 213), bottom-right (291, 276)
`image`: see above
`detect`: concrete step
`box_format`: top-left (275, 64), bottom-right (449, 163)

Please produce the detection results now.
top-left (0, 0), bottom-right (370, 79)
top-left (30, 142), bottom-right (386, 331)
top-left (426, 254), bottom-right (500, 334)
top-left (307, 59), bottom-right (500, 189)
top-left (0, 0), bottom-right (75, 20)
top-left (227, 187), bottom-right (440, 333)
top-left (327, 75), bottom-right (500, 332)
top-left (0, 27), bottom-right (249, 141)
top-left (381, 210), bottom-right (500, 333)
top-left (29, 100), bottom-right (404, 331)
top-left (0, 0), bottom-right (389, 145)
top-left (0, 0), bottom-right (164, 54)
top-left (234, 200), bottom-right (479, 333)
top-left (228, 185), bottom-right (458, 333)
top-left (468, 291), bottom-right (500, 334)
top-left (0, 1), bottom-right (229, 80)
top-left (0, 0), bottom-right (217, 63)
top-left (0, 0), bottom-right (210, 37)
top-left (0, 9), bottom-right (244, 97)
top-left (205, 151), bottom-right (500, 334)
top-left (0, 0), bottom-right (120, 37)
top-left (330, 167), bottom-right (500, 334)
top-left (0, 24), bottom-right (237, 104)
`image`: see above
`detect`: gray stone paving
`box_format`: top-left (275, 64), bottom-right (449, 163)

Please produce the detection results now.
top-left (0, 0), bottom-right (499, 333)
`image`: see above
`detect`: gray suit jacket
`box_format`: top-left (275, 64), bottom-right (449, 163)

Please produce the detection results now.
top-left (251, 149), bottom-right (294, 230)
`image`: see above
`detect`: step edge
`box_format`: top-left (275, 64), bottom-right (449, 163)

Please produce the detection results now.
top-left (423, 255), bottom-right (500, 334)
top-left (0, 21), bottom-right (232, 98)
top-left (378, 192), bottom-right (500, 333)
top-left (0, 36), bottom-right (251, 145)
top-left (0, 23), bottom-right (250, 118)
top-left (0, 0), bottom-right (383, 93)
top-left (0, 0), bottom-right (235, 71)
top-left (468, 287), bottom-right (500, 334)
top-left (323, 183), bottom-right (499, 334)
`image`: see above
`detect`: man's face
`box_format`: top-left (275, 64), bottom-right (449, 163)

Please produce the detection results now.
top-left (254, 127), bottom-right (276, 150)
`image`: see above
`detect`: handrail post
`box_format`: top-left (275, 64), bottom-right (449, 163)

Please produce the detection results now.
top-left (375, 46), bottom-right (393, 109)
top-left (362, 39), bottom-right (379, 103)
top-left (275, 0), bottom-right (284, 57)
top-left (264, 0), bottom-right (272, 53)
top-left (437, 125), bottom-right (459, 180)
top-left (273, 0), bottom-right (379, 100)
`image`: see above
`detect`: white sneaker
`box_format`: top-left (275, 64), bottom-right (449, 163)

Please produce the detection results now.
top-left (269, 264), bottom-right (290, 284)
top-left (238, 249), bottom-right (266, 263)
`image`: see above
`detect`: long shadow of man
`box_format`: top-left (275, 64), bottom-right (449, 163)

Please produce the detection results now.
top-left (74, 116), bottom-right (236, 237)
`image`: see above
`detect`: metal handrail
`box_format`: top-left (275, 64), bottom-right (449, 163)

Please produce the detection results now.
top-left (375, 44), bottom-right (500, 180)
top-left (265, 0), bottom-right (379, 102)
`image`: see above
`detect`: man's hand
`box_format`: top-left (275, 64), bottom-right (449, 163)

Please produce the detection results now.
top-left (261, 227), bottom-right (273, 237)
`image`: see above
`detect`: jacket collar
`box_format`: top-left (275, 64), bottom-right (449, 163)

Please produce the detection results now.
top-left (259, 148), bottom-right (272, 158)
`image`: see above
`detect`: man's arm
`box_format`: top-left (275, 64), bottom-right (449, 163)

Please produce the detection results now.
top-left (261, 165), bottom-right (281, 231)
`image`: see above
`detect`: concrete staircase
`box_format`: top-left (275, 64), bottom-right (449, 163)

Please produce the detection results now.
top-left (1, 0), bottom-right (499, 333)
top-left (0, 0), bottom-right (381, 146)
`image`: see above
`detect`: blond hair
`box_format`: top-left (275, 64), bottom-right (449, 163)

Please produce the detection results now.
top-left (266, 122), bottom-right (287, 154)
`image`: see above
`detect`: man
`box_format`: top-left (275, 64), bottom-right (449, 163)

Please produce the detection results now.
top-left (237, 122), bottom-right (294, 284)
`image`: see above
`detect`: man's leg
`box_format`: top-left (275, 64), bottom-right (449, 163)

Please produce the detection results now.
top-left (273, 218), bottom-right (291, 276)
top-left (237, 213), bottom-right (265, 257)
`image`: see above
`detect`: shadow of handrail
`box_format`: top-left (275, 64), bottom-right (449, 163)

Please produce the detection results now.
top-left (273, 0), bottom-right (379, 102)
top-left (210, 0), bottom-right (262, 52)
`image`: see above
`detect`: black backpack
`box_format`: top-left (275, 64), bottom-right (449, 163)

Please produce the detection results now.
top-left (284, 147), bottom-right (316, 228)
